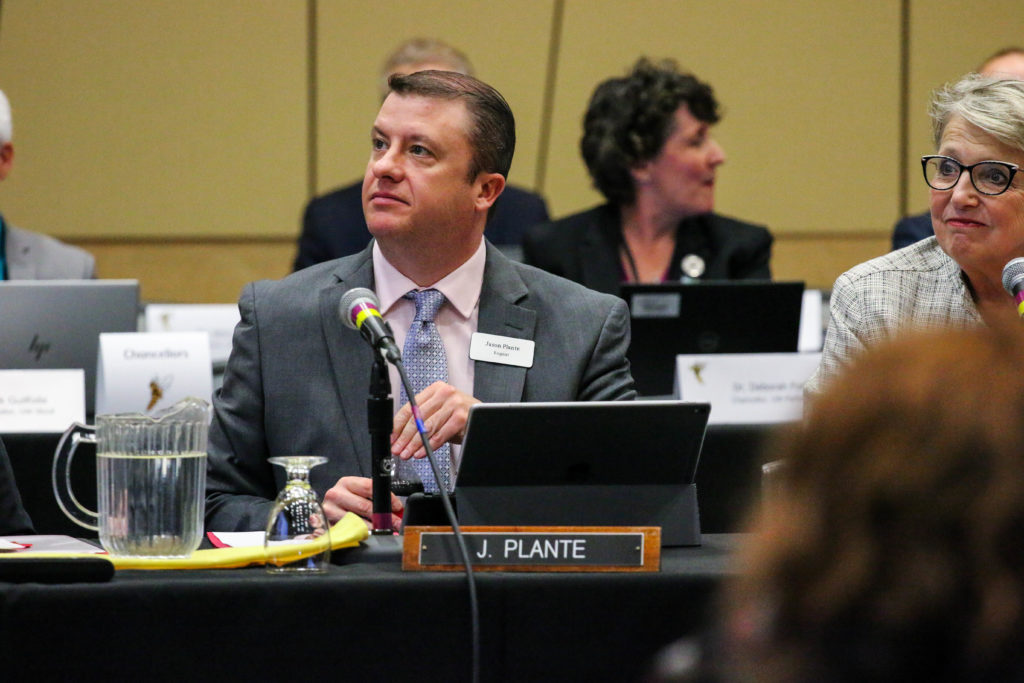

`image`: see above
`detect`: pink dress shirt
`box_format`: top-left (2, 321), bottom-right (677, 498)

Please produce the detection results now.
top-left (372, 238), bottom-right (486, 466)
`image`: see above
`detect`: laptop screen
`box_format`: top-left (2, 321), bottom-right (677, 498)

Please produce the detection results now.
top-left (621, 280), bottom-right (805, 397)
top-left (453, 400), bottom-right (711, 540)
top-left (456, 400), bottom-right (710, 488)
top-left (0, 279), bottom-right (140, 416)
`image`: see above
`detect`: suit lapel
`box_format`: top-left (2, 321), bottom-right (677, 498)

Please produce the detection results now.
top-left (580, 205), bottom-right (623, 294)
top-left (4, 227), bottom-right (36, 280)
top-left (474, 244), bottom-right (535, 403)
top-left (673, 214), bottom-right (712, 279)
top-left (319, 248), bottom-right (376, 477)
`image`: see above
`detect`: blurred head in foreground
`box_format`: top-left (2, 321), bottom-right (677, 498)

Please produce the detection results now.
top-left (722, 324), bottom-right (1024, 682)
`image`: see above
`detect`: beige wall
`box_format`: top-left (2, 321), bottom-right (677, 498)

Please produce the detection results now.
top-left (904, 1), bottom-right (1024, 214)
top-left (315, 1), bottom-right (555, 198)
top-left (0, 0), bottom-right (1021, 300)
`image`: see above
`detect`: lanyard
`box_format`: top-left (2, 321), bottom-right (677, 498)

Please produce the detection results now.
top-left (619, 240), bottom-right (641, 284)
top-left (618, 236), bottom-right (672, 284)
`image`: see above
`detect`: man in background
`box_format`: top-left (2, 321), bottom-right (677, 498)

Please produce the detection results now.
top-left (891, 47), bottom-right (1024, 250)
top-left (0, 90), bottom-right (95, 279)
top-left (292, 38), bottom-right (549, 271)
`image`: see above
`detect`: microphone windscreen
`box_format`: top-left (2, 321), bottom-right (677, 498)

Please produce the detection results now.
top-left (339, 287), bottom-right (381, 331)
top-left (1002, 258), bottom-right (1024, 296)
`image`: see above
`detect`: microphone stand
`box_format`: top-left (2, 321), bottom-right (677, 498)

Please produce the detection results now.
top-left (368, 354), bottom-right (394, 535)
top-left (393, 358), bottom-right (480, 683)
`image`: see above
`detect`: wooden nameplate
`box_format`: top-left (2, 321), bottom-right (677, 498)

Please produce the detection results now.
top-left (402, 525), bottom-right (660, 572)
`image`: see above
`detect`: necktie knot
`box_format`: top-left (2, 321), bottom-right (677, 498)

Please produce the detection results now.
top-left (407, 288), bottom-right (446, 323)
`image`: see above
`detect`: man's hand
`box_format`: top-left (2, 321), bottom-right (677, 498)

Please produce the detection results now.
top-left (391, 381), bottom-right (481, 459)
top-left (322, 475), bottom-right (403, 529)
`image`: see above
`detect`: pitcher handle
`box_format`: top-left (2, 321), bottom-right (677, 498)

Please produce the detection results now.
top-left (52, 422), bottom-right (99, 531)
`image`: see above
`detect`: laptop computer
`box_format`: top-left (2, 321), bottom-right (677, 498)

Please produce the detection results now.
top-left (621, 281), bottom-right (805, 397)
top-left (453, 400), bottom-right (711, 546)
top-left (0, 280), bottom-right (140, 416)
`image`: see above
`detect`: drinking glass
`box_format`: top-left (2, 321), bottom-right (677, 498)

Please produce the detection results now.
top-left (390, 456), bottom-right (424, 498)
top-left (264, 456), bottom-right (331, 574)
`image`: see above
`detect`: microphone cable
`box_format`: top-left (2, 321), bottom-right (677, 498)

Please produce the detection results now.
top-left (394, 358), bottom-right (480, 683)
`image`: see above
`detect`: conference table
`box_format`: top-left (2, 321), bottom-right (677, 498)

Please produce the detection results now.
top-left (1, 429), bottom-right (763, 680)
top-left (0, 534), bottom-right (740, 682)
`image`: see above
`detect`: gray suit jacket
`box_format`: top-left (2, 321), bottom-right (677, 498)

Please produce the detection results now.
top-left (5, 225), bottom-right (95, 279)
top-left (206, 242), bottom-right (637, 530)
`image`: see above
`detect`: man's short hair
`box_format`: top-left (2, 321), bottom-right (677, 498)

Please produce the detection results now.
top-left (0, 90), bottom-right (12, 145)
top-left (387, 70), bottom-right (515, 182)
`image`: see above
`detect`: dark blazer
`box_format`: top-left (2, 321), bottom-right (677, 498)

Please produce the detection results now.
top-left (891, 211), bottom-right (933, 251)
top-left (206, 241), bottom-right (637, 531)
top-left (522, 204), bottom-right (773, 296)
top-left (293, 181), bottom-right (550, 271)
top-left (0, 437), bottom-right (35, 535)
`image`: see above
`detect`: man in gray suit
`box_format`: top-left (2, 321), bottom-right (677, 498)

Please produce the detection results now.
top-left (0, 90), bottom-right (95, 280)
top-left (205, 70), bottom-right (636, 531)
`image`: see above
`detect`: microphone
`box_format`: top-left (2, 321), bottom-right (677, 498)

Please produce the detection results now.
top-left (339, 288), bottom-right (402, 363)
top-left (1002, 258), bottom-right (1024, 318)
top-left (342, 291), bottom-right (480, 680)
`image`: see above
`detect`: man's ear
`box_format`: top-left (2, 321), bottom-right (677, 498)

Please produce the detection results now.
top-left (0, 143), bottom-right (14, 181)
top-left (474, 172), bottom-right (506, 212)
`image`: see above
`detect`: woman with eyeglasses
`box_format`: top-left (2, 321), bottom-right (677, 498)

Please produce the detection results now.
top-left (806, 73), bottom-right (1024, 393)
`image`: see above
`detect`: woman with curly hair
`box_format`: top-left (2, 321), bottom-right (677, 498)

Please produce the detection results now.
top-left (523, 58), bottom-right (772, 295)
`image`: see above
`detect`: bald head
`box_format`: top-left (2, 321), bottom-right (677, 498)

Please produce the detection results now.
top-left (377, 38), bottom-right (474, 100)
top-left (980, 49), bottom-right (1024, 80)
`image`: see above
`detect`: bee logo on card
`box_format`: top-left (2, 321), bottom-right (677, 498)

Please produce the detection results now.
top-left (689, 362), bottom-right (706, 385)
top-left (147, 374), bottom-right (173, 411)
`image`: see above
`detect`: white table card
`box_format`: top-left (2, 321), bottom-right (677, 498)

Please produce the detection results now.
top-left (96, 332), bottom-right (213, 415)
top-left (144, 303), bottom-right (240, 364)
top-left (0, 369), bottom-right (85, 433)
top-left (675, 352), bottom-right (822, 425)
top-left (798, 289), bottom-right (824, 352)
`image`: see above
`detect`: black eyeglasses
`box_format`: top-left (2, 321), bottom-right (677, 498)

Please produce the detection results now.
top-left (921, 155), bottom-right (1019, 196)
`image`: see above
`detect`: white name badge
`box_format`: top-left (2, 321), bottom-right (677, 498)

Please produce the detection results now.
top-left (0, 370), bottom-right (86, 433)
top-left (144, 303), bottom-right (240, 364)
top-left (469, 333), bottom-right (535, 368)
top-left (96, 332), bottom-right (213, 415)
top-left (675, 352), bottom-right (821, 425)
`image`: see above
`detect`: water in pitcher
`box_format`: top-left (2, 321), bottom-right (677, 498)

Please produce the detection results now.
top-left (97, 451), bottom-right (206, 557)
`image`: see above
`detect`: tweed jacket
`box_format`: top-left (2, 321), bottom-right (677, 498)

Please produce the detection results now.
top-left (806, 237), bottom-right (982, 394)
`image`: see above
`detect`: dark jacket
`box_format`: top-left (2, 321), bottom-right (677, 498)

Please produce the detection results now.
top-left (522, 204), bottom-right (773, 296)
top-left (0, 437), bottom-right (34, 535)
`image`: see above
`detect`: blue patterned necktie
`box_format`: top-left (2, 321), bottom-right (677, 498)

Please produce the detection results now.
top-left (399, 288), bottom-right (451, 493)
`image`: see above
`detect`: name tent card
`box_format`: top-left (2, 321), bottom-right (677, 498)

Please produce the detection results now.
top-left (676, 352), bottom-right (821, 425)
top-left (798, 289), bottom-right (824, 352)
top-left (402, 526), bottom-right (661, 572)
top-left (0, 370), bottom-right (85, 433)
top-left (96, 332), bottom-right (213, 415)
top-left (144, 304), bottom-right (240, 365)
